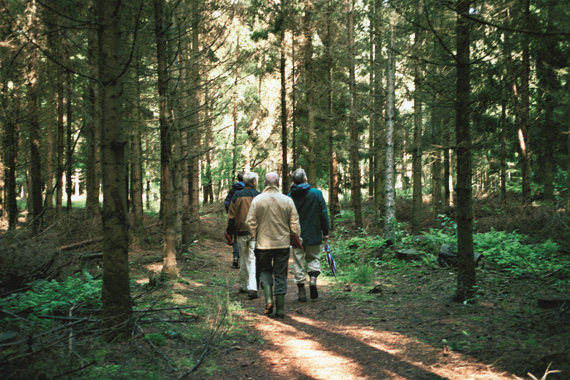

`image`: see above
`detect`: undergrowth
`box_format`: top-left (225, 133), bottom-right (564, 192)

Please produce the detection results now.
top-left (326, 214), bottom-right (570, 291)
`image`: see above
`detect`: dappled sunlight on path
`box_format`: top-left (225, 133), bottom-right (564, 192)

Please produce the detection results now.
top-left (247, 299), bottom-right (518, 380)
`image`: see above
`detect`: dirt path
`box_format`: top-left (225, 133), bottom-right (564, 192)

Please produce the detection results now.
top-left (187, 238), bottom-right (525, 380)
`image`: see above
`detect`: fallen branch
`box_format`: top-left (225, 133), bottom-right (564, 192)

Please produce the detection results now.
top-left (60, 237), bottom-right (103, 252)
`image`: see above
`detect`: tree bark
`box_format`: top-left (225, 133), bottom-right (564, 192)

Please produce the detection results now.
top-left (98, 0), bottom-right (132, 336)
top-left (66, 69), bottom-right (73, 211)
top-left (324, 4), bottom-right (339, 227)
top-left (184, 0), bottom-right (202, 244)
top-left (303, 0), bottom-right (316, 185)
top-left (411, 0), bottom-right (423, 235)
top-left (373, 0), bottom-right (384, 215)
top-left (3, 79), bottom-right (19, 230)
top-left (384, 5), bottom-right (397, 240)
top-left (538, 1), bottom-right (557, 203)
top-left (520, 0), bottom-right (531, 203)
top-left (500, 81), bottom-right (507, 204)
top-left (128, 55), bottom-right (145, 239)
top-left (86, 17), bottom-right (101, 217)
top-left (56, 27), bottom-right (64, 217)
top-left (26, 0), bottom-right (43, 233)
top-left (280, 7), bottom-right (288, 194)
top-left (347, 0), bottom-right (362, 230)
top-left (153, 0), bottom-right (177, 278)
top-left (453, 0), bottom-right (475, 303)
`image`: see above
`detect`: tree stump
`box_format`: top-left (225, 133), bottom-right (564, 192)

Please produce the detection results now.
top-left (537, 298), bottom-right (568, 310)
top-left (396, 249), bottom-right (424, 262)
top-left (438, 244), bottom-right (485, 268)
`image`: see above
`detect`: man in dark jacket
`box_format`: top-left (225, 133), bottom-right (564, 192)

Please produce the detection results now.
top-left (289, 168), bottom-right (330, 301)
top-left (225, 172), bottom-right (245, 268)
top-left (227, 172), bottom-right (260, 299)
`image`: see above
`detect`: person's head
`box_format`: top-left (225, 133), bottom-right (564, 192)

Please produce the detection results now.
top-left (243, 171), bottom-right (258, 187)
top-left (265, 172), bottom-right (280, 187)
top-left (292, 168), bottom-right (307, 185)
top-left (237, 172), bottom-right (244, 182)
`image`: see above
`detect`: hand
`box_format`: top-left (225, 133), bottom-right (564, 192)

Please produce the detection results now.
top-left (323, 235), bottom-right (329, 243)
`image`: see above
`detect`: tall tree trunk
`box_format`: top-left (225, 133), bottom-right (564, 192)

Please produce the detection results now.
top-left (384, 5), bottom-right (397, 240)
top-left (280, 12), bottom-right (288, 194)
top-left (4, 79), bottom-right (19, 230)
top-left (153, 0), bottom-right (177, 278)
top-left (303, 0), bottom-right (316, 184)
top-left (411, 0), bottom-right (423, 235)
top-left (368, 6), bottom-right (375, 200)
top-left (130, 55), bottom-right (145, 239)
top-left (431, 1), bottom-right (445, 220)
top-left (453, 0), bottom-right (475, 303)
top-left (44, 3), bottom-right (57, 224)
top-left (292, 34), bottom-right (298, 170)
top-left (27, 0), bottom-right (43, 233)
top-left (444, 123), bottom-right (452, 207)
top-left (520, 0), bottom-right (531, 203)
top-left (56, 30), bottom-right (64, 217)
top-left (373, 0), bottom-right (384, 214)
top-left (232, 33), bottom-right (239, 177)
top-left (324, 5), bottom-right (339, 228)
top-left (184, 0), bottom-right (201, 243)
top-left (98, 0), bottom-right (132, 336)
top-left (538, 2), bottom-right (557, 202)
top-left (202, 77), bottom-right (214, 203)
top-left (86, 17), bottom-right (101, 217)
top-left (66, 69), bottom-right (73, 211)
top-left (500, 73), bottom-right (507, 204)
top-left (347, 0), bottom-right (362, 230)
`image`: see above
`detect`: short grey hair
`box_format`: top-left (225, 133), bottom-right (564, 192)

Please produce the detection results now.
top-left (292, 168), bottom-right (307, 185)
top-left (243, 171), bottom-right (258, 186)
top-left (265, 172), bottom-right (280, 187)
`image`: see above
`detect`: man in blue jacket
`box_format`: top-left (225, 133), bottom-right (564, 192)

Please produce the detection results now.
top-left (289, 168), bottom-right (330, 301)
top-left (224, 172), bottom-right (245, 268)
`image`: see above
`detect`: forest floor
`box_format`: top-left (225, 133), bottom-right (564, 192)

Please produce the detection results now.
top-left (2, 198), bottom-right (570, 380)
top-left (125, 212), bottom-right (570, 380)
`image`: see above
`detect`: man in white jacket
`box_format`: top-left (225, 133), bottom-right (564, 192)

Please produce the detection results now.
top-left (246, 172), bottom-right (301, 318)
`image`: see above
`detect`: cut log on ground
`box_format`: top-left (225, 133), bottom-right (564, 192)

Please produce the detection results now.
top-left (396, 249), bottom-right (424, 262)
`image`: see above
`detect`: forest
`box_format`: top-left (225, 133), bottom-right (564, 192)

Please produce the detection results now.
top-left (1, 0), bottom-right (569, 378)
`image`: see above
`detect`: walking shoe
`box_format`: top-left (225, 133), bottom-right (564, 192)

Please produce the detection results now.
top-left (248, 290), bottom-right (258, 300)
top-left (239, 288), bottom-right (248, 294)
top-left (232, 257), bottom-right (239, 268)
top-left (309, 276), bottom-right (318, 299)
top-left (297, 284), bottom-right (307, 302)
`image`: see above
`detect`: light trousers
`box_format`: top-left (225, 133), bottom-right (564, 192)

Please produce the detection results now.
top-left (237, 235), bottom-right (257, 291)
top-left (293, 245), bottom-right (321, 284)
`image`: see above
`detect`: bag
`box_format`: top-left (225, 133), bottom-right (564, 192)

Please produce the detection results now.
top-left (224, 231), bottom-right (234, 246)
top-left (290, 234), bottom-right (303, 249)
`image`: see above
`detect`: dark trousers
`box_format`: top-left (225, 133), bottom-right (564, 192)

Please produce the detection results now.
top-left (258, 248), bottom-right (290, 295)
top-left (232, 236), bottom-right (239, 259)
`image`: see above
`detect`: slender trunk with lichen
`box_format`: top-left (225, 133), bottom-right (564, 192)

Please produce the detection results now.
top-left (384, 6), bottom-right (397, 240)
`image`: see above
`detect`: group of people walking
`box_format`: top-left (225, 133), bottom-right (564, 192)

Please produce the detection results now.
top-left (225, 169), bottom-right (330, 318)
